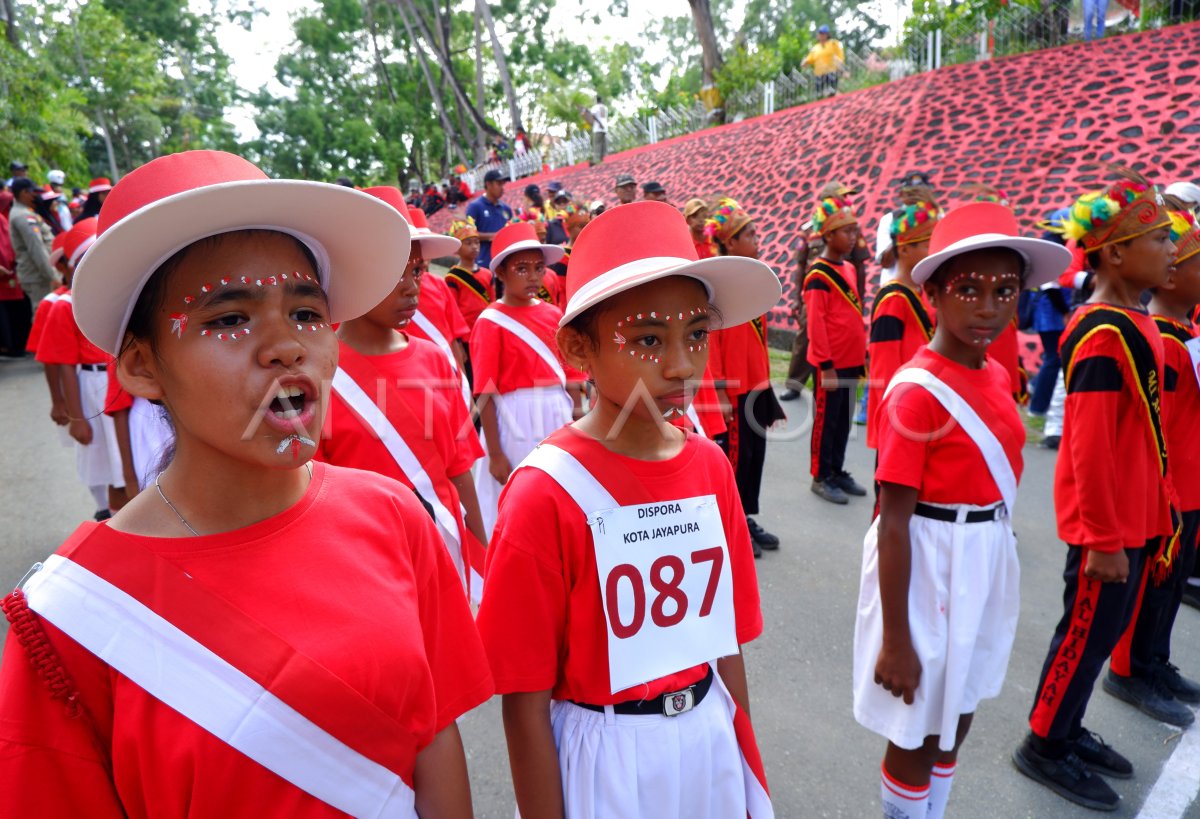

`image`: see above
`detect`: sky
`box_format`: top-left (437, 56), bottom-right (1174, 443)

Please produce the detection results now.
top-left (206, 0), bottom-right (909, 140)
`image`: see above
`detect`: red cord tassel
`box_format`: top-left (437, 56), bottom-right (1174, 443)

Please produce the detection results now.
top-left (2, 589), bottom-right (82, 718)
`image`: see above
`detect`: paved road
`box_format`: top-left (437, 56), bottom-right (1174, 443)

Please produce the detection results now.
top-left (2, 354), bottom-right (1197, 817)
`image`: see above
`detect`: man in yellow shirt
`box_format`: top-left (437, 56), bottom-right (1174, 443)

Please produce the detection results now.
top-left (804, 25), bottom-right (845, 98)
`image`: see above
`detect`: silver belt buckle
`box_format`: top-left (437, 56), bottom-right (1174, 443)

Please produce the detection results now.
top-left (662, 685), bottom-right (696, 717)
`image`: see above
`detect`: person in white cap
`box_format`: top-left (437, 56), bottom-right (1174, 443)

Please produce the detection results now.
top-left (477, 200), bottom-right (779, 819)
top-left (0, 150), bottom-right (491, 818)
top-left (46, 170), bottom-right (73, 231)
top-left (856, 201), bottom-right (1070, 819)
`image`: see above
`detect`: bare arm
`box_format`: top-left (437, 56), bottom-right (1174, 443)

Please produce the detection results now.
top-left (61, 369), bottom-right (92, 445)
top-left (717, 651), bottom-right (751, 717)
top-left (502, 690), bottom-right (565, 819)
top-left (110, 408), bottom-right (139, 498)
top-left (413, 722), bottom-right (474, 819)
top-left (478, 395), bottom-right (512, 483)
top-left (43, 363), bottom-right (68, 425)
top-left (873, 482), bottom-right (921, 704)
top-left (450, 470), bottom-right (488, 547)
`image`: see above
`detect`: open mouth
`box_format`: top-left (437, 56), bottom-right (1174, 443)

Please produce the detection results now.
top-left (268, 384), bottom-right (310, 420)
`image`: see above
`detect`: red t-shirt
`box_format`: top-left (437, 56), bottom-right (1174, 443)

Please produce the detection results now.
top-left (0, 464), bottom-right (493, 817)
top-left (709, 318), bottom-right (771, 400)
top-left (694, 239), bottom-right (715, 260)
top-left (444, 265), bottom-right (494, 328)
top-left (476, 426), bottom-right (762, 704)
top-left (410, 273), bottom-right (471, 347)
top-left (875, 347), bottom-right (1025, 505)
top-left (866, 283), bottom-right (935, 449)
top-left (1156, 316), bottom-right (1200, 511)
top-left (25, 285), bottom-right (70, 354)
top-left (803, 258), bottom-right (866, 370)
top-left (34, 293), bottom-right (110, 366)
top-left (318, 337), bottom-right (482, 480)
top-left (104, 365), bottom-right (134, 415)
top-left (1055, 305), bottom-right (1175, 552)
top-left (469, 300), bottom-right (573, 395)
top-left (989, 320), bottom-right (1024, 400)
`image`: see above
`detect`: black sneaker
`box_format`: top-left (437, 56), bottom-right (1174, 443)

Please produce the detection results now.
top-left (1041, 435), bottom-right (1061, 450)
top-left (1103, 669), bottom-right (1196, 727)
top-left (1183, 583), bottom-right (1200, 611)
top-left (1155, 660), bottom-right (1200, 705)
top-left (1071, 728), bottom-right (1133, 780)
top-left (811, 479), bottom-right (848, 505)
top-left (832, 472), bottom-right (867, 497)
top-left (750, 537), bottom-right (762, 559)
top-left (747, 518), bottom-right (779, 550)
top-left (1012, 737), bottom-right (1119, 811)
top-left (780, 389), bottom-right (801, 401)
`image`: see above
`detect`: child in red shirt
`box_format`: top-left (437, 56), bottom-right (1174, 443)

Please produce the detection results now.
top-left (0, 151), bottom-right (491, 817)
top-left (705, 198), bottom-right (786, 553)
top-left (27, 229), bottom-right (73, 425)
top-left (477, 200), bottom-right (779, 818)
top-left (1106, 203), bottom-right (1200, 722)
top-left (805, 195), bottom-right (867, 504)
top-left (1017, 171), bottom-right (1178, 812)
top-left (444, 216), bottom-right (494, 329)
top-left (856, 202), bottom-right (1070, 819)
top-left (470, 221), bottom-right (581, 538)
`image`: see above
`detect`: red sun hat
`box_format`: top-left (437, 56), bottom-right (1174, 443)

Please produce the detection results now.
top-left (490, 221), bottom-right (565, 271)
top-left (63, 217), bottom-right (99, 269)
top-left (405, 206), bottom-right (461, 259)
top-left (88, 178), bottom-right (113, 194)
top-left (48, 230), bottom-right (69, 267)
top-left (910, 201), bottom-right (1071, 288)
top-left (73, 150), bottom-right (412, 355)
top-left (561, 200), bottom-right (780, 328)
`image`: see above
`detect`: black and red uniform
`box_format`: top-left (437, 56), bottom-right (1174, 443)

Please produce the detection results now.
top-left (1109, 316), bottom-right (1199, 681)
top-left (803, 257), bottom-right (866, 482)
top-left (1028, 305), bottom-right (1175, 745)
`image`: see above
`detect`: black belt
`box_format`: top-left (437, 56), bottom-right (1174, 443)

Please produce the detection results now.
top-left (79, 363), bottom-right (107, 372)
top-left (570, 665), bottom-right (714, 717)
top-left (914, 502), bottom-right (1006, 524)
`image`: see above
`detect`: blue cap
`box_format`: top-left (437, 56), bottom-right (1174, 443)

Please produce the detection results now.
top-left (817, 24), bottom-right (830, 34)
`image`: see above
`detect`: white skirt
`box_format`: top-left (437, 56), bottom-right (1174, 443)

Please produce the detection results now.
top-left (544, 678), bottom-right (747, 819)
top-left (852, 509), bottom-right (1020, 752)
top-left (476, 386), bottom-right (572, 538)
top-left (76, 368), bottom-right (124, 489)
top-left (128, 396), bottom-right (174, 490)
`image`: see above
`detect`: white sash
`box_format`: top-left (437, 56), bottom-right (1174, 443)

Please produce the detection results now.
top-left (477, 307), bottom-right (567, 387)
top-left (23, 555), bottom-right (417, 818)
top-left (686, 405), bottom-right (707, 439)
top-left (884, 367), bottom-right (1018, 514)
top-left (331, 368), bottom-right (461, 547)
top-left (411, 310), bottom-right (474, 412)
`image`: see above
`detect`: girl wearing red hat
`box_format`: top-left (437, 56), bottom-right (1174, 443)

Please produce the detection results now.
top-left (476, 201), bottom-right (779, 818)
top-left (853, 202), bottom-right (1070, 819)
top-left (318, 185), bottom-right (488, 604)
top-left (470, 220), bottom-right (581, 538)
top-left (0, 151), bottom-right (491, 817)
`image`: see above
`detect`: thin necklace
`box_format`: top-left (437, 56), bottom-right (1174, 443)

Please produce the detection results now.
top-left (154, 462), bottom-right (313, 536)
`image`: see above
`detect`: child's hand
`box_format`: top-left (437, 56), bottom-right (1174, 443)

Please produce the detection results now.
top-left (489, 453), bottom-right (513, 485)
top-left (68, 418), bottom-right (93, 446)
top-left (1084, 548), bottom-right (1129, 583)
top-left (820, 369), bottom-right (839, 390)
top-left (875, 640), bottom-right (922, 704)
top-left (50, 403), bottom-right (69, 426)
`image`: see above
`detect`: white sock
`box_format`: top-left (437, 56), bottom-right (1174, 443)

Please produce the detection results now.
top-left (927, 761), bottom-right (956, 819)
top-left (881, 763), bottom-right (929, 819)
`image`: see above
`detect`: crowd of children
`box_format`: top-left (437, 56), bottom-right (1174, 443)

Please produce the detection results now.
top-left (1, 149), bottom-right (1199, 818)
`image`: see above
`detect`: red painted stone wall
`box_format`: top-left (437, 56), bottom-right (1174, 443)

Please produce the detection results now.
top-left (432, 22), bottom-right (1200, 366)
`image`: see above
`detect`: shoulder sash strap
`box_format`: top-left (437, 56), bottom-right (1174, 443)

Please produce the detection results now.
top-left (22, 536), bottom-right (418, 817)
top-left (445, 267), bottom-right (490, 305)
top-left (884, 367), bottom-right (1018, 514)
top-left (477, 307), bottom-right (567, 387)
top-left (519, 442), bottom-right (617, 519)
top-left (685, 405), bottom-right (707, 439)
top-left (1061, 305), bottom-right (1167, 478)
top-left (411, 310), bottom-right (474, 413)
top-left (871, 282), bottom-right (934, 341)
top-left (805, 259), bottom-right (862, 313)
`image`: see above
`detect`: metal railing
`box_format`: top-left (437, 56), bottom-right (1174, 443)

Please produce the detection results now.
top-left (456, 3), bottom-right (1183, 186)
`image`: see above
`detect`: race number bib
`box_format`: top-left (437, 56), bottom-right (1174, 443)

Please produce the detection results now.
top-left (589, 495), bottom-right (737, 694)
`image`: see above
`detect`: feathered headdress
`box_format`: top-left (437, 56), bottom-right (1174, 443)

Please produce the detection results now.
top-left (890, 199), bottom-right (942, 246)
top-left (448, 216), bottom-right (478, 240)
top-left (811, 196), bottom-right (857, 236)
top-left (1167, 196), bottom-right (1200, 266)
top-left (1061, 166), bottom-right (1169, 251)
top-left (703, 197), bottom-right (753, 250)
top-left (961, 183), bottom-right (1010, 207)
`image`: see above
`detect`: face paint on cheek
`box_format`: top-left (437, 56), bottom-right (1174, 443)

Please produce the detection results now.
top-left (169, 313), bottom-right (188, 338)
top-left (296, 323), bottom-right (328, 332)
top-left (199, 328), bottom-right (251, 341)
